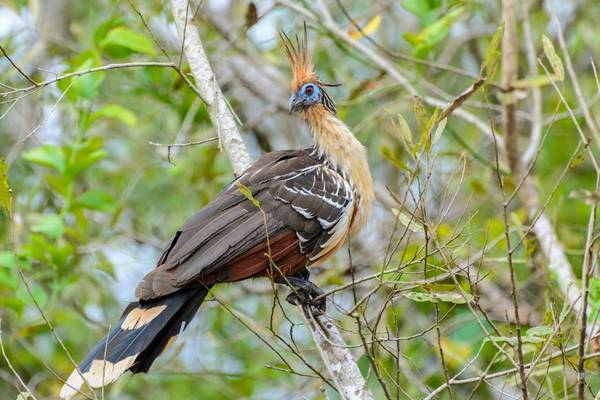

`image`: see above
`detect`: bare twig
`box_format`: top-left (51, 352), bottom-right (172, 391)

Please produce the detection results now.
top-left (0, 320), bottom-right (39, 400)
top-left (0, 44), bottom-right (38, 86)
top-left (499, 2), bottom-right (527, 397)
top-left (149, 137), bottom-right (218, 164)
top-left (0, 62), bottom-right (175, 97)
top-left (520, 0), bottom-right (543, 165)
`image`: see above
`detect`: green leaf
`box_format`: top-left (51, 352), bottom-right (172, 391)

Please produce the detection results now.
top-left (391, 208), bottom-right (423, 232)
top-left (432, 117), bottom-right (447, 145)
top-left (93, 17), bottom-right (125, 46)
top-left (403, 290), bottom-right (473, 304)
top-left (101, 27), bottom-right (156, 56)
top-left (59, 56), bottom-right (105, 99)
top-left (92, 104), bottom-right (138, 126)
top-left (381, 146), bottom-right (410, 172)
top-left (486, 335), bottom-right (517, 345)
top-left (413, 96), bottom-right (429, 134)
top-left (31, 215), bottom-right (64, 239)
top-left (0, 251), bottom-right (16, 269)
top-left (405, 7), bottom-right (463, 58)
top-left (402, 0), bottom-right (439, 26)
top-left (396, 113), bottom-right (413, 147)
top-left (236, 181), bottom-right (260, 208)
top-left (526, 326), bottom-right (553, 338)
top-left (482, 22), bottom-right (505, 80)
top-left (0, 158), bottom-right (11, 218)
top-left (419, 7), bottom-right (463, 45)
top-left (512, 75), bottom-right (553, 89)
top-left (22, 145), bottom-right (66, 173)
top-left (542, 35), bottom-right (564, 81)
top-left (17, 284), bottom-right (48, 309)
top-left (75, 190), bottom-right (115, 212)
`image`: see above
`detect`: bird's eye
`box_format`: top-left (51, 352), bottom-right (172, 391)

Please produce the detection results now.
top-left (305, 85), bottom-right (314, 95)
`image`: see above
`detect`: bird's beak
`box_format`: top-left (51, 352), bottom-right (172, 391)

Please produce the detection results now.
top-left (288, 94), bottom-right (304, 114)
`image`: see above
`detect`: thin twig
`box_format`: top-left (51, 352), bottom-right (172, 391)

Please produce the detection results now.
top-left (0, 44), bottom-right (38, 86)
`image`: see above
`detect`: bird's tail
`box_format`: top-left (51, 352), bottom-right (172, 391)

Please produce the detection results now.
top-left (60, 286), bottom-right (211, 399)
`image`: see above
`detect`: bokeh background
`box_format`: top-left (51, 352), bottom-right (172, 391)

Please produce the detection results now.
top-left (1, 0), bottom-right (600, 398)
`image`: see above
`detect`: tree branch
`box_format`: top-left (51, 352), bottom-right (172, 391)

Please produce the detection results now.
top-left (169, 0), bottom-right (251, 175)
top-left (500, 1), bottom-right (527, 396)
top-left (168, 1), bottom-right (373, 398)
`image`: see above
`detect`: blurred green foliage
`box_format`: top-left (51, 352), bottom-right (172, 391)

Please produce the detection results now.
top-left (1, 0), bottom-right (600, 399)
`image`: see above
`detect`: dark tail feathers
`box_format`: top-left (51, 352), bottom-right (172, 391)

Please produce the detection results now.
top-left (60, 286), bottom-right (211, 399)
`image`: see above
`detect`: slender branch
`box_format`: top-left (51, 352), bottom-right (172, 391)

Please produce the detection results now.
top-left (499, 1), bottom-right (527, 397)
top-left (0, 320), bottom-right (39, 400)
top-left (0, 62), bottom-right (175, 97)
top-left (149, 137), bottom-right (218, 164)
top-left (168, 1), bottom-right (373, 398)
top-left (520, 0), bottom-right (543, 166)
top-left (546, 0), bottom-right (600, 150)
top-left (0, 44), bottom-right (38, 86)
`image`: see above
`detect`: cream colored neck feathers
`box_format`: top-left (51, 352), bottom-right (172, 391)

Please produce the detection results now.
top-left (302, 106), bottom-right (374, 233)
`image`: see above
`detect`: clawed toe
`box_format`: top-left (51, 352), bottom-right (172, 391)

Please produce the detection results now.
top-left (285, 288), bottom-right (326, 315)
top-left (276, 272), bottom-right (327, 315)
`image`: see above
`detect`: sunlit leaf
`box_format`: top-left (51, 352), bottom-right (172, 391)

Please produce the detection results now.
top-left (74, 190), bottom-right (116, 212)
top-left (405, 7), bottom-right (463, 58)
top-left (16, 392), bottom-right (32, 400)
top-left (92, 104), bottom-right (138, 126)
top-left (396, 113), bottom-right (414, 147)
top-left (413, 96), bottom-right (428, 134)
top-left (101, 27), bottom-right (156, 56)
top-left (17, 284), bottom-right (48, 309)
top-left (542, 35), bottom-right (564, 81)
top-left (31, 215), bottom-right (64, 240)
top-left (381, 146), bottom-right (410, 171)
top-left (0, 159), bottom-right (11, 218)
top-left (22, 145), bottom-right (66, 173)
top-left (512, 75), bottom-right (553, 89)
top-left (391, 208), bottom-right (423, 232)
top-left (432, 117), bottom-right (447, 145)
top-left (440, 337), bottom-right (471, 369)
top-left (403, 290), bottom-right (474, 304)
top-left (0, 251), bottom-right (16, 269)
top-left (526, 326), bottom-right (553, 338)
top-left (481, 22), bottom-right (505, 80)
top-left (236, 181), bottom-right (260, 208)
top-left (349, 15), bottom-right (382, 41)
top-left (402, 0), bottom-right (439, 26)
top-left (58, 55), bottom-right (106, 99)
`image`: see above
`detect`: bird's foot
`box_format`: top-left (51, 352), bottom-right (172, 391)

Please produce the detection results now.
top-left (276, 274), bottom-right (326, 315)
top-left (285, 281), bottom-right (326, 316)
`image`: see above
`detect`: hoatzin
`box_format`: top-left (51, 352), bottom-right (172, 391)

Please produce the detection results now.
top-left (60, 28), bottom-right (374, 399)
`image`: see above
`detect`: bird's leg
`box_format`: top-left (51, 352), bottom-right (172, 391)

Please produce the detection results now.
top-left (275, 267), bottom-right (326, 315)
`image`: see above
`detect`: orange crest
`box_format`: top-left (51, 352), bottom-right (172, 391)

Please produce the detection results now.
top-left (280, 24), bottom-right (318, 93)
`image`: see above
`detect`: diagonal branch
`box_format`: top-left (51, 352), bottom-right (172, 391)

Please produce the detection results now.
top-left (169, 0), bottom-right (251, 175)
top-left (168, 1), bottom-right (373, 398)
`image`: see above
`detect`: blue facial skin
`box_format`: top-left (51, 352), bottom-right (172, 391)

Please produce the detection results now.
top-left (289, 83), bottom-right (322, 113)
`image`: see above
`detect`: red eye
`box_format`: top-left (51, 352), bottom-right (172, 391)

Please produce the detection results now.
top-left (305, 85), bottom-right (314, 95)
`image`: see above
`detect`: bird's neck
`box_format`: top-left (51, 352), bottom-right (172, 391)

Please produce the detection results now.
top-left (303, 107), bottom-right (374, 232)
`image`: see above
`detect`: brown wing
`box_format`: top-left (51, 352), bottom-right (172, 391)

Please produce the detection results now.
top-left (135, 148), bottom-right (355, 301)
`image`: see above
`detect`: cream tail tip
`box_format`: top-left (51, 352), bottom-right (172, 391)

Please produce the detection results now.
top-left (59, 355), bottom-right (137, 399)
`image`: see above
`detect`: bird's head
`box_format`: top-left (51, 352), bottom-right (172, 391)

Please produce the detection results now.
top-left (281, 25), bottom-right (337, 115)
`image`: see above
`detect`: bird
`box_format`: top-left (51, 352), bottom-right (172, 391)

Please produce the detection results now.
top-left (60, 27), bottom-right (374, 399)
